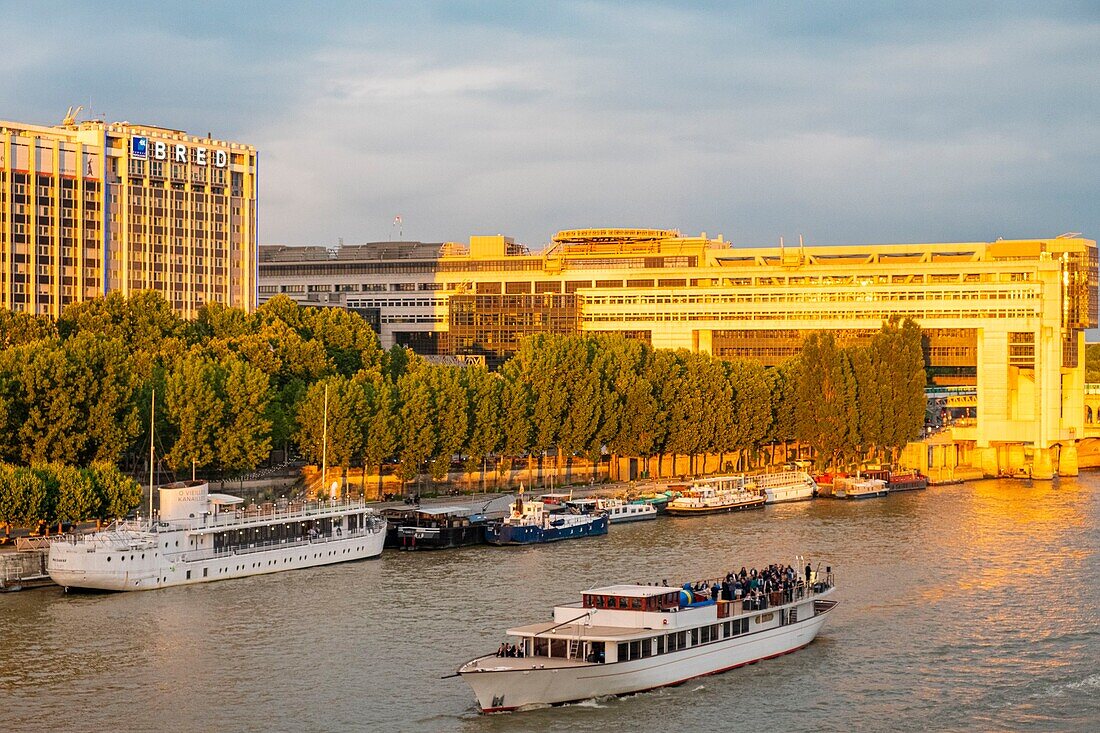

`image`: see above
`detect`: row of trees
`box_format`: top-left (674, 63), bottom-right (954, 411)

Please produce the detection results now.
top-left (0, 462), bottom-right (141, 537)
top-left (294, 320), bottom-right (927, 486)
top-left (0, 292), bottom-right (927, 525)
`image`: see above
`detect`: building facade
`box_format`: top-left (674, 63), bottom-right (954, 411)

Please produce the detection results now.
top-left (259, 228), bottom-right (1098, 479)
top-left (0, 116), bottom-right (257, 316)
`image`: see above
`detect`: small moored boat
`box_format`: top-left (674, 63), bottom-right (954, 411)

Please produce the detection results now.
top-left (834, 477), bottom-right (889, 499)
top-left (566, 497), bottom-right (658, 523)
top-left (750, 471), bottom-right (817, 503)
top-left (484, 497), bottom-right (608, 545)
top-left (666, 476), bottom-right (765, 515)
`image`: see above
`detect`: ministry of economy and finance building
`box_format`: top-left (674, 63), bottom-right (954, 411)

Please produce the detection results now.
top-left (2, 114), bottom-right (1098, 481)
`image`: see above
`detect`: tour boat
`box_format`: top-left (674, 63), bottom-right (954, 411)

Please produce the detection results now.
top-left (457, 571), bottom-right (838, 712)
top-left (833, 477), bottom-right (889, 499)
top-left (566, 497), bottom-right (658, 523)
top-left (665, 476), bottom-right (765, 515)
top-left (47, 481), bottom-right (386, 591)
top-left (750, 471), bottom-right (817, 503)
top-left (484, 497), bottom-right (608, 545)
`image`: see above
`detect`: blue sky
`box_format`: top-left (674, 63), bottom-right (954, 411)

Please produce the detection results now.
top-left (2, 1), bottom-right (1098, 250)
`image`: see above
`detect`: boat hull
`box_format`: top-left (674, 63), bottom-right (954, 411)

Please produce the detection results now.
top-left (837, 489), bottom-right (889, 499)
top-left (761, 485), bottom-right (815, 503)
top-left (461, 601), bottom-right (835, 712)
top-left (484, 515), bottom-right (608, 545)
top-left (47, 528), bottom-right (386, 592)
top-left (666, 499), bottom-right (765, 516)
top-left (395, 524), bottom-right (487, 550)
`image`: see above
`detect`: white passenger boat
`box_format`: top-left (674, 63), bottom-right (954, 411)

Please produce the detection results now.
top-left (666, 475), bottom-right (765, 515)
top-left (47, 481), bottom-right (386, 591)
top-left (751, 471), bottom-right (817, 503)
top-left (457, 571), bottom-right (837, 712)
top-left (833, 477), bottom-right (889, 499)
top-left (566, 497), bottom-right (658, 523)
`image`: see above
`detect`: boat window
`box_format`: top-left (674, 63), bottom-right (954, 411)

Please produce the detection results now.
top-left (723, 621), bottom-right (731, 638)
top-left (691, 628), bottom-right (699, 646)
top-left (741, 618), bottom-right (749, 634)
top-left (534, 638), bottom-right (549, 656)
top-left (667, 633), bottom-right (677, 652)
top-left (551, 639), bottom-right (567, 658)
top-left (631, 598), bottom-right (642, 610)
top-left (656, 636), bottom-right (665, 655)
top-left (700, 626), bottom-right (711, 643)
top-left (641, 638), bottom-right (653, 658)
top-left (617, 642), bottom-right (628, 662)
top-left (629, 640), bottom-right (641, 659)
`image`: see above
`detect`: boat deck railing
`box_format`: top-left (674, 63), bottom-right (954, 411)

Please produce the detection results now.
top-left (163, 523), bottom-right (385, 563)
top-left (166, 497), bottom-right (376, 531)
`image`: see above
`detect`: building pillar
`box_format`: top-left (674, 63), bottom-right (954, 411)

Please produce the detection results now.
top-left (1058, 443), bottom-right (1079, 477)
top-left (977, 446), bottom-right (999, 477)
top-left (1032, 448), bottom-right (1054, 481)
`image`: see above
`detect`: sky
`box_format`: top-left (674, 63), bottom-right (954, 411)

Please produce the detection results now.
top-left (2, 1), bottom-right (1098, 251)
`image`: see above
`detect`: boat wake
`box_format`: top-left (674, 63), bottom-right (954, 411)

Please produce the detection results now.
top-left (1036, 672), bottom-right (1100, 699)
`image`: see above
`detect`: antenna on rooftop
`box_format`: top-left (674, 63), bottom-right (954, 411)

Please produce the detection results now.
top-left (392, 215), bottom-right (403, 239)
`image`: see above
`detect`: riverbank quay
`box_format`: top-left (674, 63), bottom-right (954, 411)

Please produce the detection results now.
top-left (0, 547), bottom-right (49, 591)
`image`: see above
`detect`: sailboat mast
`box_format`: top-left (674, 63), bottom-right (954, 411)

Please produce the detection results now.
top-left (321, 383), bottom-right (329, 499)
top-left (148, 388), bottom-right (156, 527)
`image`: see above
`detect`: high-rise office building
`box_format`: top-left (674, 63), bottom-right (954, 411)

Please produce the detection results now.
top-left (0, 115), bottom-right (257, 316)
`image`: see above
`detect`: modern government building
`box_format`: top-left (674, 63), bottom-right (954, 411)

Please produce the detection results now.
top-left (0, 114), bottom-right (257, 316)
top-left (259, 228), bottom-right (1099, 479)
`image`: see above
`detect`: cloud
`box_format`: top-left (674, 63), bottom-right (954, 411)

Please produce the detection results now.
top-left (0, 2), bottom-right (1097, 250)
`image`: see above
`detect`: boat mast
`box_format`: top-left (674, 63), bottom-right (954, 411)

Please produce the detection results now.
top-left (321, 383), bottom-right (329, 500)
top-left (148, 388), bottom-right (155, 528)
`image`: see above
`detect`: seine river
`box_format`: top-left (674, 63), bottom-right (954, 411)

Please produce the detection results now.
top-left (2, 477), bottom-right (1098, 732)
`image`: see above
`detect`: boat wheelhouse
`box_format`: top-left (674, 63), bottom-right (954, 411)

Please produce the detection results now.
top-left (47, 481), bottom-right (386, 591)
top-left (666, 476), bottom-right (765, 515)
top-left (566, 497), bottom-right (658, 523)
top-left (750, 471), bottom-right (817, 503)
top-left (833, 477), bottom-right (889, 499)
top-left (484, 497), bottom-right (608, 545)
top-left (457, 572), bottom-right (837, 712)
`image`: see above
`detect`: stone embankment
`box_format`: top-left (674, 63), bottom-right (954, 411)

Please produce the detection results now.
top-left (0, 548), bottom-right (49, 590)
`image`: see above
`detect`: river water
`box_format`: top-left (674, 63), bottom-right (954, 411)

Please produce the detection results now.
top-left (2, 477), bottom-right (1098, 732)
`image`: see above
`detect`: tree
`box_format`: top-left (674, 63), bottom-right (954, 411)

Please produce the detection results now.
top-left (497, 360), bottom-right (532, 479)
top-left (396, 364), bottom-right (437, 490)
top-left (164, 353), bottom-right (223, 473)
top-left (361, 376), bottom-right (398, 498)
top-left (463, 367), bottom-right (501, 490)
top-left (49, 463), bottom-right (96, 528)
top-left (11, 467), bottom-right (47, 529)
top-left (0, 463), bottom-right (19, 538)
top-left (793, 333), bottom-right (859, 471)
top-left (218, 357), bottom-right (274, 475)
top-left (294, 376), bottom-right (368, 495)
top-left (429, 366), bottom-right (468, 482)
top-left (87, 461), bottom-right (143, 524)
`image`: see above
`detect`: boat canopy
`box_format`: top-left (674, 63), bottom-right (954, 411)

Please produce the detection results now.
top-left (208, 493), bottom-right (245, 506)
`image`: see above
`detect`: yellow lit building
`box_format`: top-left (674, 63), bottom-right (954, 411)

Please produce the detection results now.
top-left (0, 116), bottom-right (257, 316)
top-left (259, 229), bottom-right (1097, 479)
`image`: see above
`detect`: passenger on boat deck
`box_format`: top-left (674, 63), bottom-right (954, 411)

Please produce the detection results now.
top-left (496, 643), bottom-right (507, 657)
top-left (710, 582), bottom-right (721, 601)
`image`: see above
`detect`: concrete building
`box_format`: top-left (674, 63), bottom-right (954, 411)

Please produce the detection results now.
top-left (0, 114), bottom-right (257, 316)
top-left (259, 228), bottom-right (1098, 479)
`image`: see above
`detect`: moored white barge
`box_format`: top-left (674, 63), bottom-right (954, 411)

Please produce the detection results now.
top-left (458, 573), bottom-right (837, 712)
top-left (47, 481), bottom-right (386, 591)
